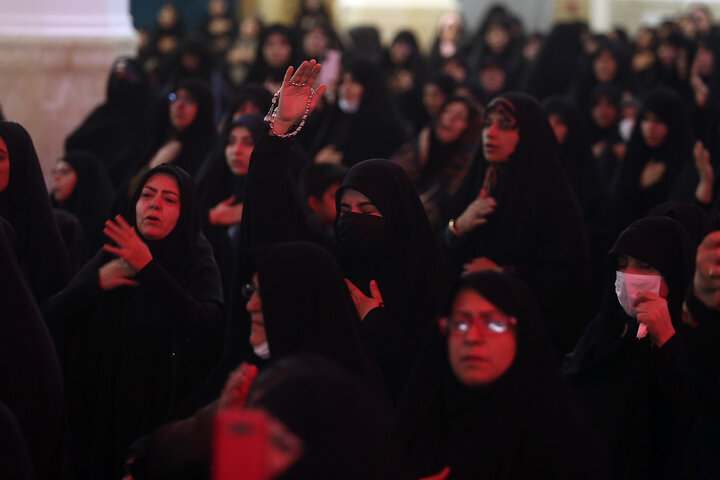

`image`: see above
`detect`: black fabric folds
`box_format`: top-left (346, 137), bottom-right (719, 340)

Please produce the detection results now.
top-left (0, 121), bottom-right (71, 302)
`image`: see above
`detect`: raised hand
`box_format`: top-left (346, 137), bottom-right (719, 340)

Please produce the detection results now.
top-left (103, 215), bottom-right (153, 271)
top-left (694, 231), bottom-right (720, 310)
top-left (694, 140), bottom-right (714, 204)
top-left (632, 291), bottom-right (674, 347)
top-left (454, 188), bottom-right (497, 235)
top-left (271, 60), bottom-right (328, 135)
top-left (219, 362), bottom-right (259, 408)
top-left (345, 278), bottom-right (384, 320)
top-left (639, 159), bottom-right (666, 189)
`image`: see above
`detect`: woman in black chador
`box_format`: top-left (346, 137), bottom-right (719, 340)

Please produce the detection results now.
top-left (563, 217), bottom-right (697, 479)
top-left (0, 219), bottom-right (66, 480)
top-left (64, 57), bottom-right (151, 188)
top-left (196, 114), bottom-right (265, 299)
top-left (396, 271), bottom-right (605, 479)
top-left (43, 164), bottom-right (223, 480)
top-left (239, 60), bottom-right (449, 400)
top-left (442, 93), bottom-right (590, 356)
top-left (0, 121), bottom-right (71, 302)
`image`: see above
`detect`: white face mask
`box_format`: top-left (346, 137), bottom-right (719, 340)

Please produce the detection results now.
top-left (615, 271), bottom-right (662, 339)
top-left (338, 97), bottom-right (361, 114)
top-left (619, 117), bottom-right (634, 142)
top-left (253, 341), bottom-right (270, 359)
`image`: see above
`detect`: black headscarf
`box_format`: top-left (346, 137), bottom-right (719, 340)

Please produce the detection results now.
top-left (64, 57), bottom-right (152, 187)
top-left (0, 121), bottom-right (71, 302)
top-left (563, 217), bottom-right (696, 479)
top-left (43, 164), bottom-right (223, 480)
top-left (245, 24), bottom-right (300, 86)
top-left (445, 92), bottom-right (590, 355)
top-left (247, 354), bottom-right (402, 480)
top-left (336, 159), bottom-right (450, 340)
top-left (612, 87), bottom-right (695, 230)
top-left (0, 218), bottom-right (65, 480)
top-left (543, 95), bottom-right (604, 218)
top-left (396, 271), bottom-right (602, 479)
top-left (51, 150), bottom-right (116, 253)
top-left (572, 39), bottom-right (636, 111)
top-left (312, 56), bottom-right (408, 167)
top-left (647, 201), bottom-right (711, 246)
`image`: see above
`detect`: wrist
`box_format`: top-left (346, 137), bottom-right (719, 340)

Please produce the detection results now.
top-left (270, 119), bottom-right (295, 136)
top-left (448, 218), bottom-right (464, 237)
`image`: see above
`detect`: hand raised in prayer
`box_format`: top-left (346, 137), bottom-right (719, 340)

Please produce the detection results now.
top-left (345, 278), bottom-right (385, 320)
top-left (209, 195), bottom-right (244, 225)
top-left (220, 362), bottom-right (259, 408)
top-left (462, 257), bottom-right (502, 276)
top-left (694, 140), bottom-right (714, 204)
top-left (149, 139), bottom-right (182, 169)
top-left (420, 467), bottom-right (451, 480)
top-left (633, 291), bottom-right (674, 347)
top-left (98, 258), bottom-right (140, 290)
top-left (638, 159), bottom-right (666, 189)
top-left (103, 215), bottom-right (153, 272)
top-left (455, 188), bottom-right (496, 235)
top-left (272, 59), bottom-right (328, 135)
top-left (693, 231), bottom-right (720, 310)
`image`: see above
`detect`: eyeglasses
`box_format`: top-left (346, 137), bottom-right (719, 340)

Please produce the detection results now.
top-left (242, 282), bottom-right (259, 299)
top-left (168, 92), bottom-right (197, 105)
top-left (438, 313), bottom-right (516, 335)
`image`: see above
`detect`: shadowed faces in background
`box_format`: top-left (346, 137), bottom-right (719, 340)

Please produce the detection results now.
top-left (51, 160), bottom-right (78, 202)
top-left (482, 101), bottom-right (519, 162)
top-left (435, 101), bottom-right (470, 144)
top-left (169, 88), bottom-right (199, 131)
top-left (225, 125), bottom-right (255, 176)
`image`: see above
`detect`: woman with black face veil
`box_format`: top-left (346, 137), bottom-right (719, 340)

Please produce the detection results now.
top-left (0, 121), bottom-right (71, 302)
top-left (122, 78), bottom-right (216, 199)
top-left (64, 57), bottom-right (151, 188)
top-left (443, 93), bottom-right (590, 356)
top-left (611, 88), bottom-right (706, 231)
top-left (50, 151), bottom-right (116, 255)
top-left (196, 114), bottom-right (264, 300)
top-left (125, 242), bottom-right (381, 480)
top-left (396, 271), bottom-right (604, 479)
top-left (311, 56), bottom-right (408, 167)
top-left (0, 218), bottom-right (66, 480)
top-left (42, 165), bottom-right (223, 480)
top-left (237, 60), bottom-right (450, 400)
top-left (563, 217), bottom-right (697, 479)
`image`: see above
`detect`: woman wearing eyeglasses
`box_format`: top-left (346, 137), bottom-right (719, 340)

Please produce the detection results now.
top-left (395, 271), bottom-right (606, 479)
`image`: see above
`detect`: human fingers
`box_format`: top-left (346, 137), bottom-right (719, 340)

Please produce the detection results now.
top-left (281, 65), bottom-right (294, 89)
top-left (222, 195), bottom-right (236, 205)
top-left (344, 278), bottom-right (363, 299)
top-left (114, 215), bottom-right (133, 231)
top-left (309, 84), bottom-right (327, 112)
top-left (103, 244), bottom-right (124, 256)
top-left (117, 278), bottom-right (140, 287)
top-left (632, 291), bottom-right (663, 307)
top-left (290, 60), bottom-right (310, 84)
top-left (368, 279), bottom-right (384, 303)
top-left (294, 59), bottom-right (315, 85)
top-left (103, 226), bottom-right (126, 246)
top-left (307, 60), bottom-right (322, 85)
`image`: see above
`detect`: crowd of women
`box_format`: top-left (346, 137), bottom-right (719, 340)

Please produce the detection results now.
top-left (3, 1), bottom-right (720, 479)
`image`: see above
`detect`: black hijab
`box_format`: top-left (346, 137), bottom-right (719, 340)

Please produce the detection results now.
top-left (247, 354), bottom-right (401, 480)
top-left (51, 150), bottom-right (116, 252)
top-left (446, 92), bottom-right (590, 354)
top-left (64, 57), bottom-right (152, 187)
top-left (543, 95), bottom-right (604, 218)
top-left (0, 218), bottom-right (65, 480)
top-left (335, 159), bottom-right (450, 340)
top-left (396, 271), bottom-right (601, 479)
top-left (563, 217), bottom-right (696, 478)
top-left (612, 87), bottom-right (695, 229)
top-left (245, 24), bottom-right (300, 86)
top-left (0, 121), bottom-right (71, 301)
top-left (313, 57), bottom-right (408, 167)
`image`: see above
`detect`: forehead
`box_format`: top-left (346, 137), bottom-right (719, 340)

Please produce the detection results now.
top-left (340, 188), bottom-right (372, 204)
top-left (485, 99), bottom-right (516, 122)
top-left (443, 101), bottom-right (469, 115)
top-left (143, 173), bottom-right (180, 193)
top-left (452, 288), bottom-right (503, 314)
top-left (228, 125), bottom-right (252, 139)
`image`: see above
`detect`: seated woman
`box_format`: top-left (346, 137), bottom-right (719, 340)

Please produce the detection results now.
top-left (392, 96), bottom-right (481, 230)
top-left (125, 242), bottom-right (381, 479)
top-left (239, 60), bottom-right (450, 400)
top-left (563, 216), bottom-right (697, 479)
top-left (442, 93), bottom-right (590, 355)
top-left (0, 121), bottom-right (71, 302)
top-left (43, 164), bottom-right (223, 480)
top-left (396, 271), bottom-right (604, 479)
